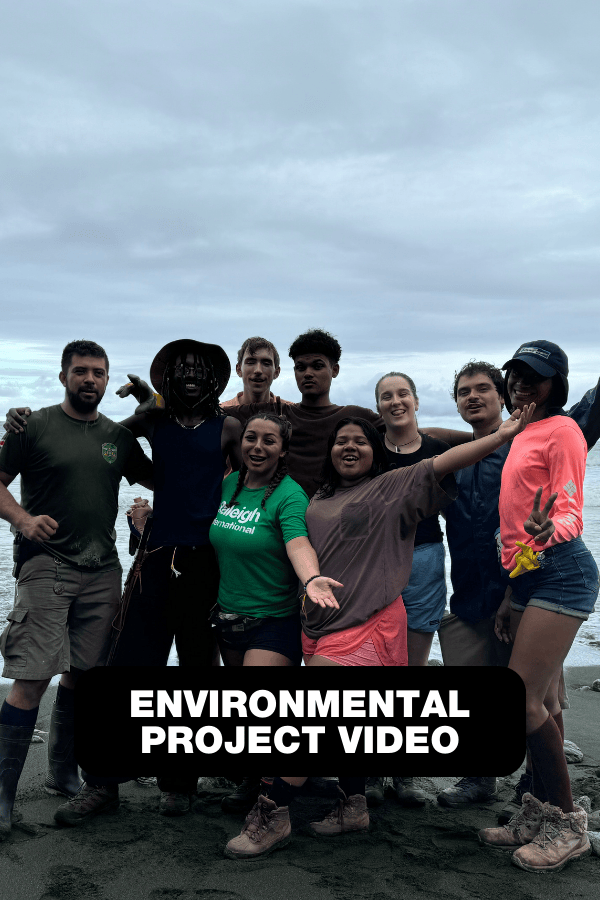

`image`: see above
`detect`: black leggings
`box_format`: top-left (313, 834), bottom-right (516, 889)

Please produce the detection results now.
top-left (338, 777), bottom-right (365, 797)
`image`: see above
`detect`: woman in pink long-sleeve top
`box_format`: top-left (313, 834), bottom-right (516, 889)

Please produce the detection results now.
top-left (478, 340), bottom-right (598, 874)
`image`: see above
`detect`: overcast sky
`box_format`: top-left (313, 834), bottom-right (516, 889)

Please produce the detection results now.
top-left (1, 0), bottom-right (599, 426)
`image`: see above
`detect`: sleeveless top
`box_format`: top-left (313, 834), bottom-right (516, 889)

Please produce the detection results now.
top-left (149, 415), bottom-right (226, 548)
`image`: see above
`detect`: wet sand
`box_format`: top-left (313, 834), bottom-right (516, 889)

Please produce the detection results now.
top-left (1, 667), bottom-right (598, 900)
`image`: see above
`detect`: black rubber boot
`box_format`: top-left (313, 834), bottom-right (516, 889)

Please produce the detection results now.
top-left (0, 723), bottom-right (35, 841)
top-left (44, 702), bottom-right (82, 798)
top-left (221, 776), bottom-right (262, 813)
top-left (365, 777), bottom-right (385, 807)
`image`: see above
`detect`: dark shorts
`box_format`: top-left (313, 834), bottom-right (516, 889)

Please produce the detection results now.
top-left (507, 536), bottom-right (599, 620)
top-left (215, 612), bottom-right (302, 666)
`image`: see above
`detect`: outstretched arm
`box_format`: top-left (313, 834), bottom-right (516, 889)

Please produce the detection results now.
top-left (567, 377), bottom-right (600, 451)
top-left (432, 405), bottom-right (535, 479)
top-left (285, 536), bottom-right (342, 609)
top-left (422, 426), bottom-right (472, 447)
top-left (115, 374), bottom-right (164, 415)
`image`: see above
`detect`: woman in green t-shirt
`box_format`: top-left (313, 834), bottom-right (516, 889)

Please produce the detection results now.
top-left (209, 413), bottom-right (339, 667)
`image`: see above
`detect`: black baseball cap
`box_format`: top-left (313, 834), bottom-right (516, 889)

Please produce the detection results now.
top-left (502, 340), bottom-right (568, 378)
top-left (502, 340), bottom-right (569, 411)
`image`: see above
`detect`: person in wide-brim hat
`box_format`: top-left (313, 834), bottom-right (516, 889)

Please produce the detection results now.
top-left (149, 339), bottom-right (230, 398)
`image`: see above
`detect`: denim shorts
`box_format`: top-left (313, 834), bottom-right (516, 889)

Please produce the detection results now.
top-left (402, 541), bottom-right (447, 633)
top-left (215, 611), bottom-right (302, 666)
top-left (507, 536), bottom-right (599, 620)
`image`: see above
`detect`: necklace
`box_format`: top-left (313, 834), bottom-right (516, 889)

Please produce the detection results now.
top-left (172, 414), bottom-right (206, 430)
top-left (385, 433), bottom-right (420, 453)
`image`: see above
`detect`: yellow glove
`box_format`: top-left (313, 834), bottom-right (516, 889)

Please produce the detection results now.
top-left (509, 541), bottom-right (540, 578)
top-left (116, 374), bottom-right (165, 414)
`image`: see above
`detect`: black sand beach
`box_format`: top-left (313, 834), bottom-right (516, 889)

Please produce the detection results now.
top-left (1, 667), bottom-right (598, 900)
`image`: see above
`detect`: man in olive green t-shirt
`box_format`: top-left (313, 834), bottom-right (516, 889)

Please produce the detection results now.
top-left (0, 339), bottom-right (153, 841)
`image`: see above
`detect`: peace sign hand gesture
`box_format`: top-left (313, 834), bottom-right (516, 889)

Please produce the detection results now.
top-left (523, 487), bottom-right (557, 544)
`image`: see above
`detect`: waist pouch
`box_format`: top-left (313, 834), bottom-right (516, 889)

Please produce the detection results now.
top-left (209, 607), bottom-right (265, 634)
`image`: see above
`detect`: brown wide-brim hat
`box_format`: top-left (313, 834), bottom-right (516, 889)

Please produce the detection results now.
top-left (150, 339), bottom-right (231, 396)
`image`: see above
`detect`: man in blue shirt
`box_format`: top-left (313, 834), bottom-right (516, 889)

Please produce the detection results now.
top-left (438, 360), bottom-right (599, 811)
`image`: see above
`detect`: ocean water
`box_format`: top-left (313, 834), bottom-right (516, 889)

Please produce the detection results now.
top-left (1, 444), bottom-right (599, 675)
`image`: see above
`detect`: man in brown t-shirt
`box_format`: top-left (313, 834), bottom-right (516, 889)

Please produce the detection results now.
top-left (221, 328), bottom-right (383, 812)
top-left (227, 328), bottom-right (382, 497)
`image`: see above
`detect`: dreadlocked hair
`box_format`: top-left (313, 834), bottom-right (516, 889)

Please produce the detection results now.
top-left (161, 355), bottom-right (223, 419)
top-left (227, 413), bottom-right (292, 510)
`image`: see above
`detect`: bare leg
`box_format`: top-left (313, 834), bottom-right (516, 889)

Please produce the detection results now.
top-left (508, 606), bottom-right (581, 734)
top-left (243, 649), bottom-right (295, 667)
top-left (407, 629), bottom-right (434, 667)
top-left (509, 606), bottom-right (582, 812)
top-left (220, 647), bottom-right (245, 667)
top-left (543, 668), bottom-right (562, 718)
top-left (305, 655), bottom-right (342, 667)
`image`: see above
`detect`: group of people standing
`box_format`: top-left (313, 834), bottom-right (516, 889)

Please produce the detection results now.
top-left (0, 328), bottom-right (598, 876)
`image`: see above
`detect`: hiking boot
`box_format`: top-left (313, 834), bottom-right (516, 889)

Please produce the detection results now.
top-left (221, 776), bottom-right (261, 813)
top-left (0, 723), bottom-right (34, 841)
top-left (392, 777), bottom-right (427, 807)
top-left (159, 791), bottom-right (192, 817)
top-left (310, 789), bottom-right (369, 836)
top-left (54, 783), bottom-right (120, 827)
top-left (44, 701), bottom-right (81, 799)
top-left (511, 801), bottom-right (591, 873)
top-left (365, 777), bottom-right (385, 807)
top-left (225, 795), bottom-right (291, 859)
top-left (498, 771), bottom-right (534, 825)
top-left (437, 777), bottom-right (498, 808)
top-left (135, 776), bottom-right (157, 787)
top-left (479, 793), bottom-right (544, 849)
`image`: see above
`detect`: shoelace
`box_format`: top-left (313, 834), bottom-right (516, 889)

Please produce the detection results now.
top-left (531, 815), bottom-right (566, 848)
top-left (506, 806), bottom-right (538, 836)
top-left (322, 796), bottom-right (347, 827)
top-left (506, 809), bottom-right (528, 835)
top-left (72, 787), bottom-right (107, 809)
top-left (245, 802), bottom-right (273, 842)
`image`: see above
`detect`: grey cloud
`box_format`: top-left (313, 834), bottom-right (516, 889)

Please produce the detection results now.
top-left (1, 0), bottom-right (599, 377)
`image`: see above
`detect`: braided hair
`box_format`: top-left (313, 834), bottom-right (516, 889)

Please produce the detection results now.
top-left (161, 354), bottom-right (223, 418)
top-left (227, 414), bottom-right (292, 510)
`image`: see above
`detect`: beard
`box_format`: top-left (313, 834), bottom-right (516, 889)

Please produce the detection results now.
top-left (66, 386), bottom-right (103, 414)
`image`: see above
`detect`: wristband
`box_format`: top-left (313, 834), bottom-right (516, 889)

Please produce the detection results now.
top-left (303, 574), bottom-right (321, 592)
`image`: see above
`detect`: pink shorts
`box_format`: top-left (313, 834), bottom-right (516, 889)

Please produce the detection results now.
top-left (302, 595), bottom-right (407, 667)
top-left (316, 637), bottom-right (382, 667)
